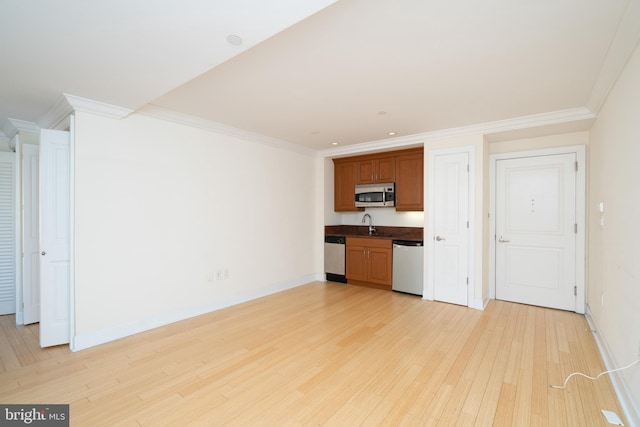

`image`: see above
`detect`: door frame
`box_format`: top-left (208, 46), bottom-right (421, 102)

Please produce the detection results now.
top-left (489, 145), bottom-right (586, 313)
top-left (68, 115), bottom-right (76, 351)
top-left (426, 145), bottom-right (476, 307)
top-left (13, 135), bottom-right (23, 323)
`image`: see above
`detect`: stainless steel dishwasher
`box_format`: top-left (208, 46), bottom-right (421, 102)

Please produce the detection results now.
top-left (392, 240), bottom-right (424, 296)
top-left (324, 236), bottom-right (347, 283)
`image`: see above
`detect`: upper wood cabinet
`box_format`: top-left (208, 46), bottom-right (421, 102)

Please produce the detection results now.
top-left (395, 151), bottom-right (424, 211)
top-left (334, 161), bottom-right (362, 212)
top-left (357, 157), bottom-right (395, 184)
top-left (333, 147), bottom-right (423, 212)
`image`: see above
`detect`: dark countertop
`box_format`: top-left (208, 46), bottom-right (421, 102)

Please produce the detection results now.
top-left (325, 225), bottom-right (423, 242)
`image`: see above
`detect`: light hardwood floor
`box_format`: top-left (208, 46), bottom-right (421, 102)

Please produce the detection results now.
top-left (0, 282), bottom-right (625, 426)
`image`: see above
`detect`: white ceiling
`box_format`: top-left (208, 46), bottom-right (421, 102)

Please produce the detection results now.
top-left (1, 0), bottom-right (639, 152)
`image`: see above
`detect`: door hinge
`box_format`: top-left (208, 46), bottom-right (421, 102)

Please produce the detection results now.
top-left (467, 220), bottom-right (469, 229)
top-left (467, 164), bottom-right (470, 172)
top-left (574, 286), bottom-right (577, 296)
top-left (575, 161), bottom-right (578, 172)
top-left (574, 223), bottom-right (578, 234)
top-left (466, 277), bottom-right (469, 285)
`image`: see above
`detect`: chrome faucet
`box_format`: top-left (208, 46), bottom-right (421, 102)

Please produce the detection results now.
top-left (362, 213), bottom-right (376, 235)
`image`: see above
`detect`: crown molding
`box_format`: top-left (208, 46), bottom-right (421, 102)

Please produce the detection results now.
top-left (320, 107), bottom-right (596, 157)
top-left (64, 94), bottom-right (134, 119)
top-left (586, 0), bottom-right (640, 113)
top-left (1, 119), bottom-right (18, 140)
top-left (1, 118), bottom-right (40, 140)
top-left (39, 93), bottom-right (134, 130)
top-left (39, 94), bottom-right (74, 130)
top-left (139, 104), bottom-right (318, 157)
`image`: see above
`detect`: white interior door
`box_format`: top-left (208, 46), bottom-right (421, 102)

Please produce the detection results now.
top-left (0, 152), bottom-right (15, 315)
top-left (495, 153), bottom-right (576, 311)
top-left (40, 129), bottom-right (70, 347)
top-left (433, 152), bottom-right (469, 306)
top-left (22, 144), bottom-right (40, 324)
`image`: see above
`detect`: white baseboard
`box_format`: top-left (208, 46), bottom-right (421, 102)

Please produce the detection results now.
top-left (419, 296), bottom-right (485, 310)
top-left (15, 310), bottom-right (23, 325)
top-left (469, 297), bottom-right (487, 311)
top-left (585, 304), bottom-right (640, 427)
top-left (71, 273), bottom-right (323, 352)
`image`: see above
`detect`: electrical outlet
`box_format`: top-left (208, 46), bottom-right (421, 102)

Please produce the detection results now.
top-left (215, 269), bottom-right (223, 281)
top-left (207, 272), bottom-right (214, 282)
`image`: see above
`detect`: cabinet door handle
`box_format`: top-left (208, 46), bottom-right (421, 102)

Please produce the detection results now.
top-left (435, 236), bottom-right (445, 241)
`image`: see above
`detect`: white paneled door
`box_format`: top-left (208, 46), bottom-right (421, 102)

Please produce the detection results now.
top-left (433, 152), bottom-right (469, 306)
top-left (22, 144), bottom-right (40, 324)
top-left (0, 152), bottom-right (15, 315)
top-left (495, 154), bottom-right (576, 311)
top-left (39, 129), bottom-right (70, 347)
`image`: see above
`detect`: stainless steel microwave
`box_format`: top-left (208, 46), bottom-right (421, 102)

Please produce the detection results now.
top-left (354, 183), bottom-right (395, 207)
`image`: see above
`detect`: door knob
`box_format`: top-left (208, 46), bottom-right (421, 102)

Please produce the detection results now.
top-left (435, 236), bottom-right (445, 241)
top-left (498, 236), bottom-right (510, 243)
top-left (41, 251), bottom-right (47, 256)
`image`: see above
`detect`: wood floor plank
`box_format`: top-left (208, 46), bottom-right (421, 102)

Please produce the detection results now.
top-left (473, 302), bottom-right (516, 425)
top-left (531, 306), bottom-right (550, 425)
top-left (0, 283), bottom-right (627, 426)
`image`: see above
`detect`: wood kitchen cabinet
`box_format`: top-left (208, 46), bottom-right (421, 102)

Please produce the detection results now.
top-left (346, 237), bottom-right (393, 289)
top-left (333, 160), bottom-right (362, 212)
top-left (395, 151), bottom-right (424, 211)
top-left (357, 156), bottom-right (395, 184)
top-left (333, 147), bottom-right (423, 212)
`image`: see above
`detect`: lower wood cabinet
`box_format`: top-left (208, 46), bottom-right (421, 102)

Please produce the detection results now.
top-left (346, 237), bottom-right (393, 290)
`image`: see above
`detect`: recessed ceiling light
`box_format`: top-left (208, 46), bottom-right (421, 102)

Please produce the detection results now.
top-left (331, 142), bottom-right (339, 146)
top-left (226, 35), bottom-right (243, 46)
top-left (388, 132), bottom-right (396, 136)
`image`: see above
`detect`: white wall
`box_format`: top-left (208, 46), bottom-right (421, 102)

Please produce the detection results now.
top-left (588, 43), bottom-right (640, 420)
top-left (338, 209), bottom-right (424, 227)
top-left (73, 111), bottom-right (323, 348)
top-left (489, 131), bottom-right (589, 154)
top-left (323, 158), bottom-right (341, 225)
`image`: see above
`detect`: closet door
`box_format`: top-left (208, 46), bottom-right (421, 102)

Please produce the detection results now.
top-left (39, 129), bottom-right (70, 347)
top-left (0, 152), bottom-right (15, 315)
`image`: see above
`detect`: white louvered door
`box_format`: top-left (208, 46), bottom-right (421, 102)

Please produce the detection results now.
top-left (0, 152), bottom-right (16, 315)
